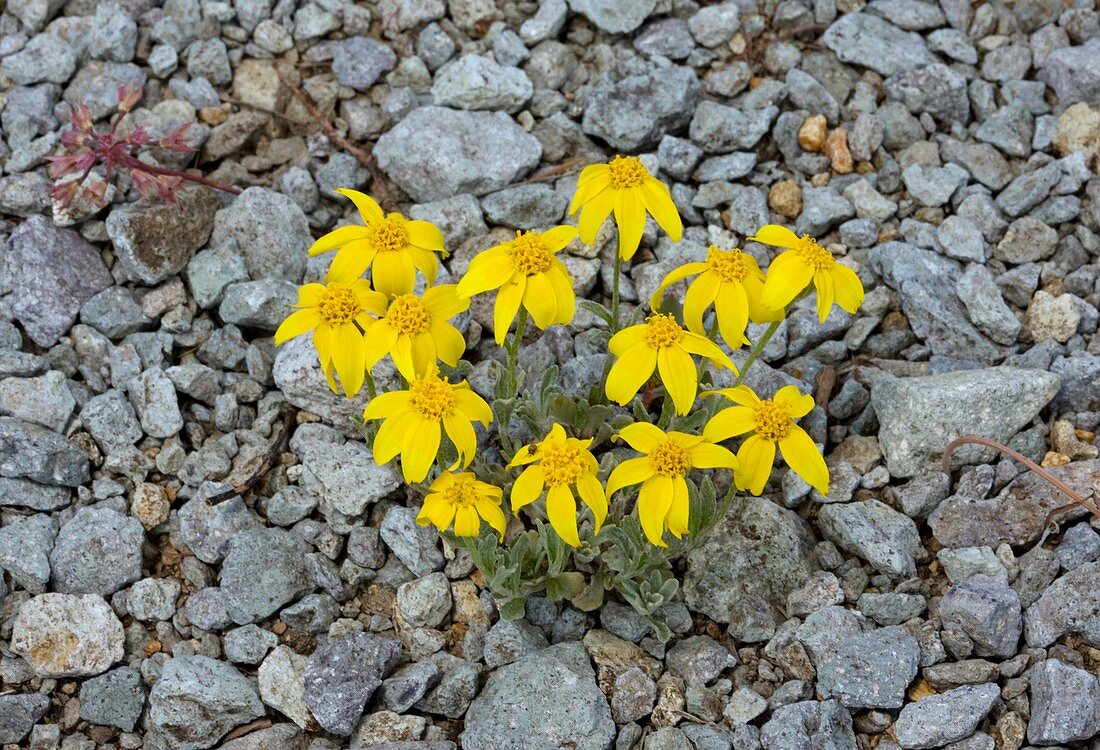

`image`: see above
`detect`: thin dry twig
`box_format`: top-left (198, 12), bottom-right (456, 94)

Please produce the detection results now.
top-left (207, 407), bottom-right (297, 505)
top-left (220, 719), bottom-right (273, 743)
top-left (273, 66), bottom-right (399, 213)
top-left (941, 435), bottom-right (1100, 530)
top-left (508, 156), bottom-right (586, 188)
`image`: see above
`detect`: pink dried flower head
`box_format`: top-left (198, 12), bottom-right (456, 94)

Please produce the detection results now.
top-left (131, 170), bottom-right (184, 205)
top-left (48, 180), bottom-right (80, 209)
top-left (71, 103), bottom-right (95, 133)
top-left (157, 123), bottom-right (195, 153)
top-left (117, 83), bottom-right (144, 114)
top-left (45, 152), bottom-right (96, 180)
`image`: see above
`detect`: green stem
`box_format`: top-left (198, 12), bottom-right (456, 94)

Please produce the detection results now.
top-left (364, 369), bottom-right (377, 400)
top-left (506, 308), bottom-right (528, 397)
top-left (735, 320), bottom-right (782, 386)
top-left (610, 252), bottom-right (622, 334)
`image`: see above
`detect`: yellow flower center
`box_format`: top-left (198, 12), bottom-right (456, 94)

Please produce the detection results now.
top-left (649, 441), bottom-right (691, 477)
top-left (753, 400), bottom-right (792, 441)
top-left (792, 235), bottom-right (835, 271)
top-left (540, 442), bottom-right (585, 486)
top-left (409, 376), bottom-right (456, 420)
top-left (644, 314), bottom-right (684, 349)
top-left (369, 215), bottom-right (408, 253)
top-left (706, 246), bottom-right (749, 283)
top-left (443, 477), bottom-right (478, 509)
top-left (508, 231), bottom-right (552, 275)
top-left (318, 287), bottom-right (360, 325)
top-left (386, 294), bottom-right (432, 336)
top-left (608, 155), bottom-right (649, 189)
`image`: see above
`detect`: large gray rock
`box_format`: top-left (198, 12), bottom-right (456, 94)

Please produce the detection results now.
top-left (885, 63), bottom-right (969, 125)
top-left (148, 656), bottom-right (264, 750)
top-left (0, 513), bottom-right (57, 593)
top-left (128, 367), bottom-right (184, 438)
top-left (304, 632), bottom-right (403, 735)
top-left (177, 492), bottom-right (262, 564)
top-left (868, 243), bottom-right (1002, 364)
top-left (79, 666), bottom-right (146, 732)
top-left (332, 36), bottom-right (396, 92)
top-left (49, 505), bottom-right (144, 596)
top-left (1039, 38), bottom-right (1100, 107)
top-left (1027, 658), bottom-right (1100, 745)
top-left (218, 279), bottom-right (298, 331)
top-left (208, 187), bottom-right (310, 282)
top-left (296, 437), bottom-right (402, 516)
top-left (581, 65), bottom-right (701, 151)
top-left (821, 13), bottom-right (935, 77)
top-left (432, 55), bottom-right (532, 113)
top-left (567, 0), bottom-right (656, 33)
top-left (81, 390), bottom-right (144, 449)
top-left (0, 694), bottom-right (49, 744)
top-left (870, 366), bottom-right (1060, 478)
top-left (106, 187), bottom-right (219, 285)
top-left (375, 106), bottom-right (541, 202)
top-left (463, 642), bottom-right (616, 750)
top-left (0, 371), bottom-right (75, 432)
top-left (219, 725), bottom-right (307, 750)
top-left (683, 495), bottom-right (818, 629)
top-left (11, 593), bottom-right (124, 676)
top-left (1024, 561), bottom-right (1100, 648)
top-left (818, 500), bottom-right (923, 577)
top-left (894, 683), bottom-right (1000, 749)
top-left (220, 527), bottom-right (312, 624)
top-left (4, 215), bottom-right (112, 347)
top-left (815, 626), bottom-right (920, 709)
top-left (761, 699), bottom-right (857, 750)
top-left (273, 336), bottom-right (387, 433)
top-left (939, 576), bottom-right (1022, 659)
top-left (0, 417), bottom-right (89, 487)
top-left (689, 101), bottom-right (777, 153)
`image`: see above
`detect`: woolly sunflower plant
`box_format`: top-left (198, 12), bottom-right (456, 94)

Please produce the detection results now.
top-left (275, 156), bottom-right (864, 638)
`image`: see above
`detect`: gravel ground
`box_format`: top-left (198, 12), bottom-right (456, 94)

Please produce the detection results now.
top-left (1, 0), bottom-right (1100, 749)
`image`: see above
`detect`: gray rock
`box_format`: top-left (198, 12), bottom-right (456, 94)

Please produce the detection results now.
top-left (296, 438), bottom-right (401, 517)
top-left (224, 624), bottom-right (278, 665)
top-left (80, 287), bottom-right (153, 339)
top-left (885, 64), bottom-right (969, 125)
top-left (272, 337), bottom-right (384, 432)
top-left (995, 162), bottom-right (1061, 218)
top-left (818, 500), bottom-right (922, 577)
top-left (1027, 658), bottom-right (1100, 745)
top-left (1039, 38), bottom-right (1100, 106)
top-left (0, 694), bottom-right (49, 744)
top-left (974, 106), bottom-right (1033, 158)
top-left (1050, 351), bottom-right (1100, 412)
top-left (870, 366), bottom-right (1059, 477)
top-left (693, 153), bottom-right (756, 182)
top-left (178, 493), bottom-right (262, 564)
top-left (409, 193), bottom-right (487, 245)
top-left (894, 683), bottom-right (1000, 749)
top-left (396, 572), bottom-right (452, 629)
top-left (463, 642), bottom-right (616, 749)
top-left (186, 244), bottom-right (251, 309)
top-left (304, 632), bottom-right (403, 735)
top-left (81, 390), bottom-right (143, 449)
top-left (181, 587), bottom-right (232, 630)
top-left (634, 18), bottom-right (695, 59)
top-left (760, 699), bottom-right (857, 750)
top-left (796, 187), bottom-right (855, 236)
top-left (186, 39), bottom-right (231, 85)
top-left (380, 505), bottom-right (445, 576)
top-left (0, 417), bottom-right (88, 487)
top-left (0, 370), bottom-right (74, 435)
top-left (380, 660), bottom-right (443, 712)
top-left (257, 645), bottom-right (312, 729)
top-left (939, 141), bottom-right (1011, 191)
top-left (5, 215), bottom-right (113, 348)
top-left (723, 185), bottom-right (769, 236)
top-left (688, 3), bottom-right (740, 47)
top-left (79, 666), bottom-right (145, 732)
top-left (128, 367), bottom-right (184, 438)
top-left (2, 83), bottom-right (60, 148)
top-left (148, 656), bottom-right (264, 750)
top-left (816, 626), bottom-right (920, 709)
top-left (375, 106), bottom-right (541, 202)
top-left (666, 635), bottom-right (736, 685)
top-left (2, 32), bottom-right (77, 84)
top-left (901, 163), bottom-right (968, 207)
top-left (0, 513), bottom-right (56, 593)
top-left (567, 0), bottom-right (656, 33)
top-left (857, 592), bottom-right (926, 625)
top-left (684, 495), bottom-right (818, 627)
top-left (209, 188), bottom-right (310, 282)
top-left (219, 725), bottom-right (306, 750)
top-left (689, 102), bottom-right (777, 152)
top-left (868, 243), bottom-right (1002, 363)
top-left (12, 593), bottom-right (124, 676)
top-left (432, 55), bottom-right (532, 113)
top-left (955, 265), bottom-right (1019, 345)
top-left (415, 650), bottom-right (480, 718)
top-left (1024, 560), bottom-right (1100, 648)
top-left (582, 65), bottom-right (701, 151)
top-left (938, 547), bottom-right (1007, 584)
top-left (49, 506), bottom-right (144, 596)
top-left (220, 527), bottom-right (312, 624)
top-left (333, 36), bottom-right (396, 92)
top-left (107, 188), bottom-right (219, 287)
top-left (483, 618), bottom-right (549, 668)
top-left (1056, 522), bottom-right (1100, 570)
top-left (128, 577), bottom-right (181, 622)
top-left (481, 184), bottom-right (566, 229)
top-left (87, 1), bottom-right (137, 62)
top-left (218, 279), bottom-right (298, 331)
top-left (939, 576), bottom-right (1022, 658)
top-left (821, 12), bottom-right (934, 76)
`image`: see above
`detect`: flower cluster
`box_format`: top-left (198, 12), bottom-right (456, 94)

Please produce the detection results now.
top-left (276, 154), bottom-right (864, 625)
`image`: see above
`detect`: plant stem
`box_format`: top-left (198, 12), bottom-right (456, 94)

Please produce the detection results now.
top-left (506, 308), bottom-right (528, 396)
top-left (734, 320), bottom-right (781, 386)
top-left (610, 252), bottom-right (623, 334)
top-left (364, 370), bottom-right (377, 401)
top-left (121, 155), bottom-right (241, 195)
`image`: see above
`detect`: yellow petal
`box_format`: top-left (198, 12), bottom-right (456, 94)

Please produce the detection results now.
top-left (408, 246), bottom-right (441, 284)
top-left (761, 253), bottom-right (814, 310)
top-left (744, 273), bottom-right (785, 323)
top-left (679, 332), bottom-right (736, 372)
top-left (364, 321), bottom-right (399, 368)
top-left (547, 264), bottom-right (576, 326)
top-left (453, 506), bottom-right (481, 537)
top-left (749, 224), bottom-right (801, 249)
top-left (605, 343), bottom-right (657, 406)
top-left (522, 271), bottom-right (559, 329)
top-left (406, 219), bottom-right (445, 251)
top-left (576, 471), bottom-right (607, 534)
top-left (274, 308), bottom-right (320, 345)
top-left (687, 441), bottom-right (738, 470)
top-left (431, 321), bottom-right (466, 367)
top-left (423, 284), bottom-right (468, 321)
top-left (779, 426), bottom-right (829, 495)
top-left (830, 263), bottom-right (865, 314)
top-left (571, 165), bottom-right (610, 213)
top-left (706, 384), bottom-right (761, 406)
top-left (410, 331), bottom-right (437, 378)
top-left (736, 434), bottom-right (776, 496)
top-left (511, 464), bottom-right (545, 510)
top-left (546, 484), bottom-right (581, 547)
top-left (614, 187), bottom-right (646, 260)
top-left (335, 188), bottom-right (384, 225)
top-left (458, 254), bottom-right (516, 298)
top-left (814, 269), bottom-right (835, 323)
top-left (637, 475), bottom-right (673, 547)
top-left (332, 323), bottom-right (366, 397)
top-left (702, 406), bottom-right (757, 442)
top-left (666, 475), bottom-right (690, 538)
top-left (714, 281), bottom-right (751, 349)
top-left (541, 225), bottom-right (578, 253)
top-left (327, 242), bottom-right (375, 281)
top-left (640, 177), bottom-right (682, 242)
top-left (362, 390), bottom-right (408, 420)
top-left (493, 278), bottom-right (526, 346)
top-left (356, 286), bottom-right (390, 316)
top-left (372, 408), bottom-right (416, 464)
top-left (657, 346), bottom-right (697, 415)
top-left (401, 417), bottom-right (441, 483)
top-left (390, 334), bottom-right (416, 381)
top-left (577, 186), bottom-right (616, 244)
top-left (308, 225), bottom-right (369, 256)
top-left (650, 263), bottom-right (706, 312)
top-left (682, 271), bottom-right (720, 335)
top-left (606, 457), bottom-right (655, 499)
top-left (475, 496), bottom-right (507, 539)
top-left (373, 250), bottom-right (415, 297)
top-left (454, 388), bottom-right (493, 426)
top-left (617, 422), bottom-right (667, 453)
top-left (774, 385), bottom-right (815, 418)
top-left (608, 323), bottom-right (648, 356)
top-left (418, 492), bottom-right (457, 532)
top-left (443, 412), bottom-right (477, 468)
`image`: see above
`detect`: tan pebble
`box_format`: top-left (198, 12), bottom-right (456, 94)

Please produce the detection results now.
top-left (824, 128), bottom-right (853, 174)
top-left (768, 179), bottom-right (803, 219)
top-left (798, 114), bottom-right (827, 151)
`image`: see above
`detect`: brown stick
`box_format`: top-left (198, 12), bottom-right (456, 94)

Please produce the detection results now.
top-left (505, 156), bottom-right (586, 188)
top-left (207, 407), bottom-right (297, 505)
top-left (273, 66), bottom-right (399, 213)
top-left (941, 435), bottom-right (1100, 528)
top-left (220, 719), bottom-right (273, 743)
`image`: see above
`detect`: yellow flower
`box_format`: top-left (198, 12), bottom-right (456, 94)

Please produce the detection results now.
top-left (606, 423), bottom-right (737, 547)
top-left (456, 226), bottom-right (577, 345)
top-left (508, 424), bottom-right (606, 547)
top-left (308, 188), bottom-right (446, 297)
top-left (750, 225), bottom-right (864, 322)
top-left (274, 268), bottom-right (373, 397)
top-left (362, 363), bottom-right (492, 483)
top-left (569, 155), bottom-right (682, 260)
top-left (360, 284), bottom-right (469, 380)
top-left (605, 313), bottom-right (735, 415)
top-left (703, 384), bottom-right (828, 496)
top-left (650, 245), bottom-right (783, 350)
top-left (417, 471), bottom-right (506, 540)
